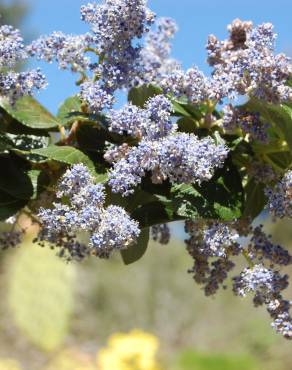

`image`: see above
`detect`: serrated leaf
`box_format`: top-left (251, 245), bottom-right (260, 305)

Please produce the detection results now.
top-left (171, 163), bottom-right (243, 222)
top-left (128, 84), bottom-right (162, 107)
top-left (31, 145), bottom-right (95, 174)
top-left (171, 184), bottom-right (209, 219)
top-left (57, 95), bottom-right (82, 126)
top-left (0, 96), bottom-right (59, 129)
top-left (121, 227), bottom-right (150, 265)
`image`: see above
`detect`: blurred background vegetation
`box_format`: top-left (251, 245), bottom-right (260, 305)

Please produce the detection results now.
top-left (1, 215), bottom-right (292, 370)
top-left (1, 1), bottom-right (292, 369)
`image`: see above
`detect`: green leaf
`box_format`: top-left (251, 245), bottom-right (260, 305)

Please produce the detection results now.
top-left (0, 96), bottom-right (59, 129)
top-left (76, 123), bottom-right (106, 152)
top-left (177, 117), bottom-right (198, 133)
top-left (128, 84), bottom-right (162, 107)
top-left (171, 162), bottom-right (243, 222)
top-left (171, 184), bottom-right (209, 219)
top-left (132, 201), bottom-right (176, 228)
top-left (267, 151), bottom-right (292, 170)
top-left (121, 228), bottom-right (150, 265)
top-left (31, 145), bottom-right (96, 174)
top-left (243, 179), bottom-right (267, 219)
top-left (171, 99), bottom-right (206, 120)
top-left (0, 156), bottom-right (33, 200)
top-left (172, 100), bottom-right (192, 117)
top-left (27, 170), bottom-right (50, 200)
top-left (57, 95), bottom-right (82, 126)
top-left (0, 133), bottom-right (13, 151)
top-left (0, 190), bottom-right (27, 221)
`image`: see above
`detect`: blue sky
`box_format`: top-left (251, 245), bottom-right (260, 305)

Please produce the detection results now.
top-left (13, 0), bottom-right (292, 113)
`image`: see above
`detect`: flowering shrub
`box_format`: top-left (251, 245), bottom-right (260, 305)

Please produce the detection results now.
top-left (0, 0), bottom-right (292, 340)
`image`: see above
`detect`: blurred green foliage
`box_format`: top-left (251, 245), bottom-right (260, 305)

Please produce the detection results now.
top-left (0, 235), bottom-right (291, 369)
top-left (174, 351), bottom-right (259, 370)
top-left (7, 238), bottom-right (76, 351)
top-left (0, 0), bottom-right (28, 29)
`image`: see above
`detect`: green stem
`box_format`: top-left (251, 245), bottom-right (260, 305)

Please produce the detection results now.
top-left (242, 249), bottom-right (254, 268)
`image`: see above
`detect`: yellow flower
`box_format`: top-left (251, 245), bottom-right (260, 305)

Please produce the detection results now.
top-left (97, 330), bottom-right (161, 370)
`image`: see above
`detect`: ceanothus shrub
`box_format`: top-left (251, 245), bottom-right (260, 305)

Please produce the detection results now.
top-left (0, 0), bottom-right (292, 340)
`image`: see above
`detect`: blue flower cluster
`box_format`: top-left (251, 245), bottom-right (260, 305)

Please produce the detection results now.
top-left (185, 219), bottom-right (292, 338)
top-left (27, 32), bottom-right (92, 72)
top-left (0, 25), bottom-right (46, 104)
top-left (77, 0), bottom-right (156, 111)
top-left (135, 17), bottom-right (180, 85)
top-left (185, 220), bottom-right (241, 296)
top-left (151, 224), bottom-right (170, 245)
top-left (202, 222), bottom-right (240, 257)
top-left (160, 66), bottom-right (212, 104)
top-left (222, 105), bottom-right (270, 143)
top-left (208, 19), bottom-right (292, 103)
top-left (79, 80), bottom-right (115, 113)
top-left (38, 164), bottom-right (140, 260)
top-left (160, 19), bottom-right (291, 107)
top-left (0, 25), bottom-right (26, 67)
top-left (108, 132), bottom-right (228, 196)
top-left (233, 264), bottom-right (292, 339)
top-left (249, 225), bottom-right (292, 266)
top-left (80, 0), bottom-right (155, 52)
top-left (233, 264), bottom-right (288, 298)
top-left (107, 95), bottom-right (175, 140)
top-left (265, 170), bottom-right (292, 218)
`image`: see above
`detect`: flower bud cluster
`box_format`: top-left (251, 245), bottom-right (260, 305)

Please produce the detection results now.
top-left (151, 224), bottom-right (170, 245)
